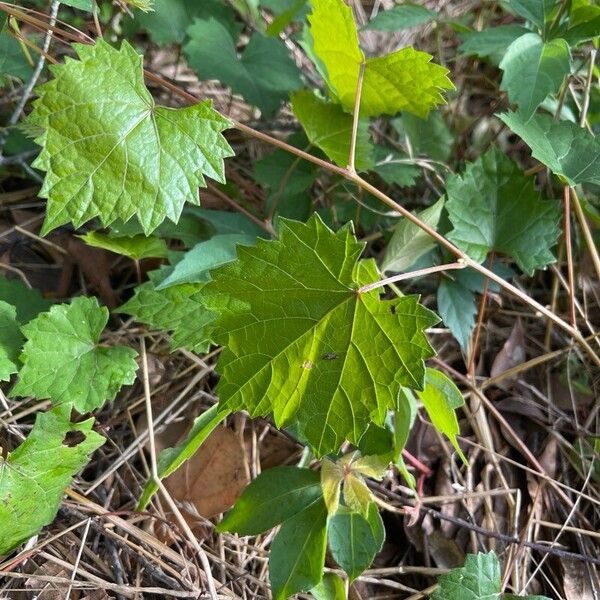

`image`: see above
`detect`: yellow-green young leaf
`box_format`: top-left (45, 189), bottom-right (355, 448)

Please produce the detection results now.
top-left (499, 33), bottom-right (570, 121)
top-left (343, 473), bottom-right (372, 515)
top-left (291, 90), bottom-right (374, 171)
top-left (118, 268), bottom-right (215, 353)
top-left (0, 403), bottom-right (104, 554)
top-left (201, 214), bottom-right (439, 456)
top-left (352, 455), bottom-right (388, 479)
top-left (308, 0), bottom-right (454, 117)
top-left (29, 40), bottom-right (233, 235)
top-left (446, 147), bottom-right (561, 275)
top-left (12, 297), bottom-right (138, 412)
top-left (320, 458), bottom-right (344, 515)
top-left (416, 368), bottom-right (467, 464)
top-left (79, 232), bottom-right (168, 260)
top-left (328, 503), bottom-right (384, 581)
top-left (0, 301), bottom-right (24, 381)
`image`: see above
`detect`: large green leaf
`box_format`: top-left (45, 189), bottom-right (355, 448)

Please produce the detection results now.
top-left (184, 19), bottom-right (302, 117)
top-left (363, 4), bottom-right (436, 31)
top-left (291, 90), bottom-right (374, 171)
top-left (417, 368), bottom-right (466, 464)
top-left (446, 147), bottom-right (561, 274)
top-left (218, 466), bottom-right (322, 535)
top-left (202, 214), bottom-right (438, 456)
top-left (459, 26), bottom-right (530, 64)
top-left (328, 503), bottom-right (385, 581)
top-left (270, 497), bottom-right (328, 600)
top-left (0, 403), bottom-right (104, 554)
top-left (12, 297), bottom-right (138, 412)
top-left (499, 33), bottom-right (570, 120)
top-left (0, 301), bottom-right (24, 381)
top-left (138, 404), bottom-right (226, 509)
top-left (29, 40), bottom-right (233, 235)
top-left (135, 0), bottom-right (239, 44)
top-left (119, 268), bottom-right (215, 353)
top-left (308, 0), bottom-right (453, 117)
top-left (498, 111), bottom-right (600, 186)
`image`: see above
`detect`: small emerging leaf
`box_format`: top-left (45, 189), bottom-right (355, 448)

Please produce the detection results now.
top-left (0, 301), bottom-right (24, 381)
top-left (310, 573), bottom-right (346, 600)
top-left (0, 403), bottom-right (104, 554)
top-left (79, 232), bottom-right (168, 260)
top-left (12, 297), bottom-right (138, 412)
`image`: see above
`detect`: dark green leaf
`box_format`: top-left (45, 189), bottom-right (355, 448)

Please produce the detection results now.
top-left (511, 0), bottom-right (560, 31)
top-left (184, 19), bottom-right (302, 117)
top-left (0, 278), bottom-right (52, 324)
top-left (394, 111), bottom-right (453, 163)
top-left (0, 301), bottom-right (24, 381)
top-left (459, 26), bottom-right (530, 64)
top-left (218, 467), bottom-right (323, 535)
top-left (498, 111), bottom-right (600, 186)
top-left (446, 147), bottom-right (561, 274)
top-left (437, 277), bottom-right (476, 354)
top-left (270, 497), bottom-right (328, 600)
top-left (328, 503), bottom-right (385, 580)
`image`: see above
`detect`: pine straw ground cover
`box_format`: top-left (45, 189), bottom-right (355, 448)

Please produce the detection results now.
top-left (0, 0), bottom-right (599, 598)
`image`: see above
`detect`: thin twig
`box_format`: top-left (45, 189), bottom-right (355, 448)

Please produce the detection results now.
top-left (563, 186), bottom-right (577, 327)
top-left (348, 62), bottom-right (365, 174)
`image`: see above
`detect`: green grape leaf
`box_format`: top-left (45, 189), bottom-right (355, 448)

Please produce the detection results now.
top-left (437, 277), bottom-right (476, 354)
top-left (0, 403), bottom-right (104, 554)
top-left (498, 111), bottom-right (600, 186)
top-left (446, 147), bottom-right (561, 274)
top-left (12, 297), bottom-right (138, 412)
top-left (511, 0), bottom-right (560, 31)
top-left (432, 552), bottom-right (500, 600)
top-left (308, 0), bottom-right (453, 117)
top-left (138, 404), bottom-right (227, 509)
top-left (363, 3), bottom-right (436, 31)
top-left (310, 573), bottom-right (346, 600)
top-left (270, 497), bottom-right (328, 600)
top-left (328, 503), bottom-right (385, 581)
top-left (374, 151), bottom-right (420, 188)
top-left (202, 214), bottom-right (438, 456)
top-left (0, 30), bottom-right (34, 83)
top-left (158, 234), bottom-right (258, 288)
top-left (79, 232), bottom-right (168, 260)
top-left (459, 25), bottom-right (530, 64)
top-left (499, 33), bottom-right (570, 121)
top-left (0, 301), bottom-right (24, 381)
top-left (393, 111), bottom-right (454, 163)
top-left (218, 466), bottom-right (323, 535)
top-left (0, 278), bottom-right (52, 324)
top-left (184, 19), bottom-right (302, 117)
top-left (29, 40), bottom-right (233, 235)
top-left (291, 90), bottom-right (374, 171)
top-left (136, 0), bottom-right (239, 45)
top-left (381, 198), bottom-right (444, 273)
top-left (417, 368), bottom-right (466, 464)
top-left (61, 0), bottom-right (93, 10)
top-left (562, 6), bottom-right (600, 45)
top-left (119, 268), bottom-right (215, 353)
